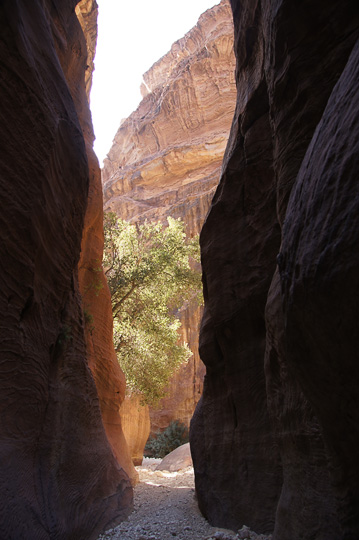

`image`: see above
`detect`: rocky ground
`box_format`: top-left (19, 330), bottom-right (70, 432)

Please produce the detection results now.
top-left (98, 459), bottom-right (272, 540)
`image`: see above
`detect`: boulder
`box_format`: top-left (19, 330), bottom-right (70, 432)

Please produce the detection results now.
top-left (156, 443), bottom-right (193, 472)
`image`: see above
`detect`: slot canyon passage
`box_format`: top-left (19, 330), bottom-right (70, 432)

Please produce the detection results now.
top-left (0, 1), bottom-right (359, 540)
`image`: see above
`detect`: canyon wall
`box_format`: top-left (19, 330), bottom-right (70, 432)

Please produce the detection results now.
top-left (76, 0), bottom-right (137, 485)
top-left (0, 1), bottom-right (133, 538)
top-left (102, 0), bottom-right (236, 458)
top-left (103, 0), bottom-right (235, 236)
top-left (120, 395), bottom-right (151, 466)
top-left (149, 299), bottom-right (206, 436)
top-left (190, 0), bottom-right (359, 538)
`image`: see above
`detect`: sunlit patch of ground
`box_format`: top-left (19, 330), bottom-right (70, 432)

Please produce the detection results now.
top-left (98, 458), bottom-right (272, 540)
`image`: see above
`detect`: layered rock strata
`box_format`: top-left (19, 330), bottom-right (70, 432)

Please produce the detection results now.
top-left (102, 0), bottom-right (235, 235)
top-left (0, 1), bottom-right (132, 538)
top-left (102, 0), bottom-right (236, 457)
top-left (190, 0), bottom-right (359, 539)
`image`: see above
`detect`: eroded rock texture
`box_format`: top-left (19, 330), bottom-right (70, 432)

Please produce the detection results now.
top-left (102, 0), bottom-right (235, 234)
top-left (120, 395), bottom-right (151, 466)
top-left (76, 0), bottom-right (137, 485)
top-left (102, 0), bottom-right (235, 457)
top-left (75, 0), bottom-right (98, 98)
top-left (0, 1), bottom-right (132, 538)
top-left (190, 0), bottom-right (359, 538)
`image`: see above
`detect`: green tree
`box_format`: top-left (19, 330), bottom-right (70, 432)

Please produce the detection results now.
top-left (103, 212), bottom-right (202, 405)
top-left (144, 420), bottom-right (189, 458)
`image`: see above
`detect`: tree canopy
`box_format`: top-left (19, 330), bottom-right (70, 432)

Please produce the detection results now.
top-left (103, 212), bottom-right (202, 405)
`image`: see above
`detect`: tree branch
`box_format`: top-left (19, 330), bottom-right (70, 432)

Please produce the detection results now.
top-left (112, 281), bottom-right (137, 317)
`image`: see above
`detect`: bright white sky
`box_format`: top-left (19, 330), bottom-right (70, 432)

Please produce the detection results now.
top-left (91, 0), bottom-right (220, 165)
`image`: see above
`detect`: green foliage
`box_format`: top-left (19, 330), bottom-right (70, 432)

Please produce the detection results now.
top-left (144, 421), bottom-right (189, 458)
top-left (103, 212), bottom-right (203, 405)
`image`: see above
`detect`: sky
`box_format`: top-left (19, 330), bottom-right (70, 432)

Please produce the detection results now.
top-left (90, 0), bottom-right (220, 165)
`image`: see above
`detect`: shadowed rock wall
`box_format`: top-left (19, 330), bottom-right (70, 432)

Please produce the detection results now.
top-left (0, 1), bottom-right (132, 538)
top-left (190, 0), bottom-right (359, 538)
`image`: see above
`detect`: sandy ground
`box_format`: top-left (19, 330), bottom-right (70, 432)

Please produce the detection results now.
top-left (97, 459), bottom-right (272, 540)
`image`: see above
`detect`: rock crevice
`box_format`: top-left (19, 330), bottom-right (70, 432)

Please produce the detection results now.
top-left (102, 0), bottom-right (236, 459)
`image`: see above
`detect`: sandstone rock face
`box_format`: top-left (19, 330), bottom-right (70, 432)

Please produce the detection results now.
top-left (149, 300), bottom-right (206, 435)
top-left (120, 395), bottom-right (151, 466)
top-left (190, 0), bottom-right (359, 538)
top-left (102, 0), bottom-right (235, 235)
top-left (102, 0), bottom-right (236, 454)
top-left (75, 0), bottom-right (98, 98)
top-left (0, 1), bottom-right (132, 538)
top-left (76, 0), bottom-right (137, 486)
top-left (274, 40), bottom-right (359, 539)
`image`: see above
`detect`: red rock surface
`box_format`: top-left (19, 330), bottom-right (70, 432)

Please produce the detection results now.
top-left (149, 301), bottom-right (206, 435)
top-left (102, 0), bottom-right (235, 456)
top-left (76, 0), bottom-right (137, 486)
top-left (120, 395), bottom-right (151, 466)
top-left (0, 1), bottom-right (132, 538)
top-left (75, 0), bottom-right (98, 98)
top-left (190, 0), bottom-right (359, 538)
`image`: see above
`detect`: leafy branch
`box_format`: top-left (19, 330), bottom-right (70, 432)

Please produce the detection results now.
top-left (103, 212), bottom-right (203, 405)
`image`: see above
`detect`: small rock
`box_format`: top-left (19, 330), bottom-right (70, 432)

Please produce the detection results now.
top-left (238, 525), bottom-right (251, 539)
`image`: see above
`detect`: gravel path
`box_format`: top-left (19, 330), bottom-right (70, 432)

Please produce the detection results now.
top-left (98, 459), bottom-right (272, 540)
